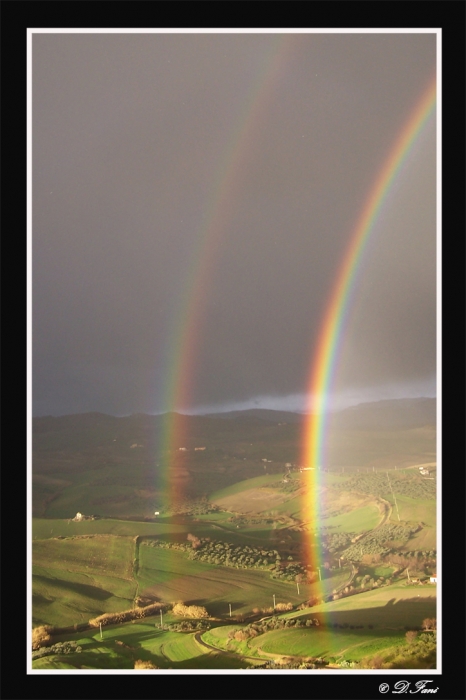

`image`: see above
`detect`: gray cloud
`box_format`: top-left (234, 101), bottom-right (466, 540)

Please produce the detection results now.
top-left (32, 32), bottom-right (437, 416)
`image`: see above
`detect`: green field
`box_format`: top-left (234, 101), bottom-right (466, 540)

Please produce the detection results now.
top-left (200, 580), bottom-right (436, 664)
top-left (320, 503), bottom-right (381, 533)
top-left (137, 546), bottom-right (349, 617)
top-left (32, 620), bottom-right (252, 670)
top-left (36, 465), bottom-right (160, 520)
top-left (386, 495), bottom-right (436, 527)
top-left (33, 535), bottom-right (134, 578)
top-left (288, 583), bottom-right (436, 629)
top-left (210, 474), bottom-right (283, 501)
top-left (31, 405), bottom-right (437, 669)
top-left (32, 577), bottom-right (436, 670)
top-left (32, 517), bottom-right (190, 540)
top-left (33, 566), bottom-right (137, 627)
top-left (246, 626), bottom-right (406, 661)
top-left (32, 530), bottom-right (352, 629)
top-left (32, 536), bottom-right (137, 626)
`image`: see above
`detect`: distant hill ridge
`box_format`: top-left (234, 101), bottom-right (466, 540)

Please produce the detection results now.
top-left (33, 397), bottom-right (435, 433)
top-left (330, 397), bottom-right (435, 430)
top-left (204, 408), bottom-right (304, 423)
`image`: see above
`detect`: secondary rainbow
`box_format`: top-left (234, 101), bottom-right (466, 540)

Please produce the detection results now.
top-left (154, 36), bottom-right (295, 507)
top-left (301, 75), bottom-right (437, 574)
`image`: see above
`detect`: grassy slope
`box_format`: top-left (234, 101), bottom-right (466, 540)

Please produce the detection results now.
top-left (32, 621), bottom-right (249, 670)
top-left (201, 622), bottom-right (410, 665)
top-left (202, 581), bottom-right (436, 663)
top-left (31, 406), bottom-right (437, 668)
top-left (385, 494), bottom-right (436, 550)
top-left (33, 567), bottom-right (136, 627)
top-left (209, 474), bottom-right (283, 500)
top-left (32, 530), bottom-right (349, 628)
top-left (32, 536), bottom-right (137, 626)
top-left (387, 495), bottom-right (436, 527)
top-left (137, 546), bottom-right (332, 617)
top-left (32, 517), bottom-right (190, 540)
top-left (247, 627), bottom-right (406, 661)
top-left (33, 535), bottom-right (134, 578)
top-left (319, 503), bottom-right (381, 533)
top-left (288, 582), bottom-right (436, 628)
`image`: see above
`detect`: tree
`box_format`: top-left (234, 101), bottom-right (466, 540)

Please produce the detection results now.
top-left (422, 618), bottom-right (436, 631)
top-left (187, 533), bottom-right (201, 549)
top-left (405, 630), bottom-right (418, 644)
top-left (370, 654), bottom-right (384, 669)
top-left (32, 625), bottom-right (53, 650)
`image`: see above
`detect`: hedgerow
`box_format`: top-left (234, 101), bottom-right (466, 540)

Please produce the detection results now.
top-left (168, 620), bottom-right (211, 632)
top-left (89, 602), bottom-right (167, 627)
top-left (143, 537), bottom-right (306, 579)
top-left (32, 641), bottom-right (82, 659)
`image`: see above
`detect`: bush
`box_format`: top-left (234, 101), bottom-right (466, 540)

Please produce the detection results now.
top-left (406, 630), bottom-right (418, 644)
top-left (359, 654), bottom-right (385, 669)
top-left (32, 625), bottom-right (54, 650)
top-left (234, 631), bottom-right (248, 642)
top-left (172, 603), bottom-right (208, 618)
top-left (134, 659), bottom-right (159, 669)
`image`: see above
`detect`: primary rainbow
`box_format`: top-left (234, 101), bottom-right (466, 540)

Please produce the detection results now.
top-left (301, 75), bottom-right (436, 575)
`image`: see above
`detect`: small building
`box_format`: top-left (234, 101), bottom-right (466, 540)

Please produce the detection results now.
top-left (430, 575), bottom-right (437, 583)
top-left (73, 512), bottom-right (83, 522)
top-left (194, 446), bottom-right (206, 451)
top-left (179, 447), bottom-right (187, 451)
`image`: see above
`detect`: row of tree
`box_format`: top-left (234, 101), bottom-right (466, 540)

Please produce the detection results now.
top-left (334, 473), bottom-right (436, 500)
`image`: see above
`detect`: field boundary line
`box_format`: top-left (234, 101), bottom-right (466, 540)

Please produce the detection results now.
top-left (194, 632), bottom-right (260, 663)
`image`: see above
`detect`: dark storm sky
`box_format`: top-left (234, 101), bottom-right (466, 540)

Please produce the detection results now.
top-left (31, 31), bottom-right (437, 417)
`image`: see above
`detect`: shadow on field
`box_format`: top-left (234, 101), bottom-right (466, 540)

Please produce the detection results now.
top-left (33, 593), bottom-right (54, 606)
top-left (308, 597), bottom-right (437, 630)
top-left (33, 573), bottom-right (114, 600)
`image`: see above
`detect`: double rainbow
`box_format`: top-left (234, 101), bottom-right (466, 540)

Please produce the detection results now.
top-left (301, 75), bottom-right (437, 576)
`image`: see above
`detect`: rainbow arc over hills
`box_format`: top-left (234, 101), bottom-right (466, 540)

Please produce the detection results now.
top-left (301, 75), bottom-right (436, 580)
top-left (153, 45), bottom-right (436, 601)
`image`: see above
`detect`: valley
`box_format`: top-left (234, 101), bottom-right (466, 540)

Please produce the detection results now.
top-left (31, 398), bottom-right (437, 671)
